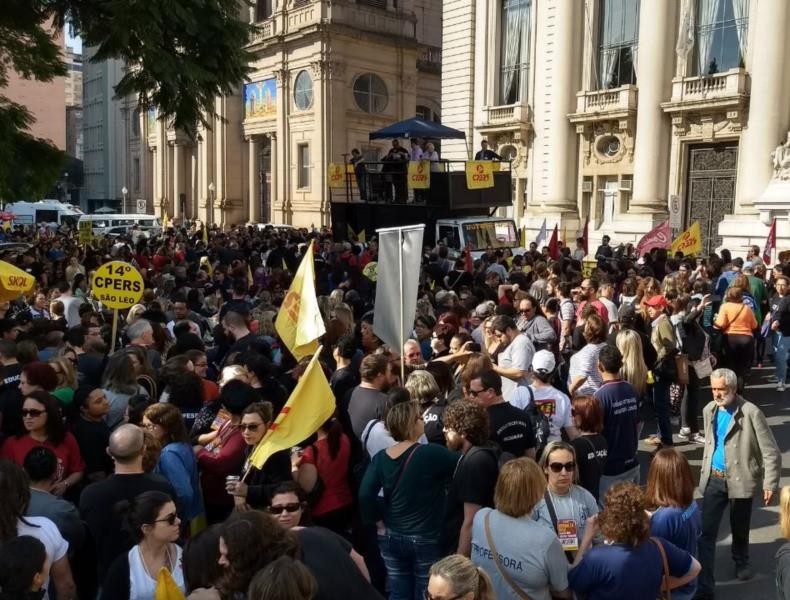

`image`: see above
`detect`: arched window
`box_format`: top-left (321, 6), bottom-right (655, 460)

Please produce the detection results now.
top-left (294, 71), bottom-right (314, 110)
top-left (353, 74), bottom-right (388, 114)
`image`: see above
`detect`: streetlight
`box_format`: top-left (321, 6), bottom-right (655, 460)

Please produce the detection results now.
top-left (121, 186), bottom-right (128, 214)
top-left (208, 182), bottom-right (216, 226)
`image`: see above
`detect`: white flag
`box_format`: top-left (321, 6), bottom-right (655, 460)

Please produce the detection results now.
top-left (373, 224), bottom-right (424, 353)
top-left (535, 218), bottom-right (547, 246)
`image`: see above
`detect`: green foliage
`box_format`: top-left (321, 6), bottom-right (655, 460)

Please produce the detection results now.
top-left (0, 0), bottom-right (256, 200)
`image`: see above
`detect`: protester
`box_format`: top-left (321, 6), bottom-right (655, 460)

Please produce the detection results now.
top-left (777, 486), bottom-right (790, 600)
top-left (568, 395), bottom-right (607, 502)
top-left (0, 535), bottom-right (50, 600)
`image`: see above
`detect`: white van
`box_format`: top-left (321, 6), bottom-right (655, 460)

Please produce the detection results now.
top-left (435, 217), bottom-right (526, 259)
top-left (5, 200), bottom-right (83, 228)
top-left (79, 213), bottom-right (162, 237)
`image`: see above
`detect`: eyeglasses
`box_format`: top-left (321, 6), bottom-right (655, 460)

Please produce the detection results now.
top-left (153, 512), bottom-right (179, 525)
top-left (548, 462), bottom-right (576, 473)
top-left (268, 503), bottom-right (302, 515)
top-left (239, 423), bottom-right (261, 432)
top-left (22, 409), bottom-right (44, 418)
top-left (424, 592), bottom-right (464, 600)
top-left (520, 307), bottom-right (533, 313)
top-left (468, 388), bottom-right (486, 397)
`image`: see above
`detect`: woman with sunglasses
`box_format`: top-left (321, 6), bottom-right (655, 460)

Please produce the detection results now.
top-left (142, 403), bottom-right (205, 536)
top-left (532, 441), bottom-right (599, 565)
top-left (0, 391), bottom-right (84, 497)
top-left (225, 401), bottom-right (291, 511)
top-left (102, 491), bottom-right (186, 599)
top-left (427, 554), bottom-right (494, 600)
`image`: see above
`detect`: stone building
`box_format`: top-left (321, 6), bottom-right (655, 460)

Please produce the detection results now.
top-left (143, 0), bottom-right (441, 228)
top-left (442, 0), bottom-right (790, 255)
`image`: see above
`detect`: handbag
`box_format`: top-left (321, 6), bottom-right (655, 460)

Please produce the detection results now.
top-left (484, 512), bottom-right (531, 600)
top-left (674, 354), bottom-right (689, 386)
top-left (649, 537), bottom-right (672, 600)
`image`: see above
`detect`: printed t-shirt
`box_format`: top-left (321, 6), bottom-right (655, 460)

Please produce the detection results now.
top-left (594, 380), bottom-right (638, 475)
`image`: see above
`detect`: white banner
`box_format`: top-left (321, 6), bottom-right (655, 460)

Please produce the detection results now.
top-left (373, 224), bottom-right (425, 354)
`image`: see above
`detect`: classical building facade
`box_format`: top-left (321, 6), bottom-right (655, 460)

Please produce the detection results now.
top-left (143, 0), bottom-right (441, 228)
top-left (442, 0), bottom-right (790, 254)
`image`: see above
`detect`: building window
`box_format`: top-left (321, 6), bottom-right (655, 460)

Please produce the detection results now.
top-left (297, 144), bottom-right (310, 188)
top-left (131, 108), bottom-right (140, 137)
top-left (499, 0), bottom-right (531, 105)
top-left (294, 71), bottom-right (314, 110)
top-left (353, 74), bottom-right (388, 113)
top-left (416, 105), bottom-right (432, 121)
top-left (359, 0), bottom-right (387, 7)
top-left (694, 0), bottom-right (748, 76)
top-left (255, 0), bottom-right (273, 20)
top-left (598, 0), bottom-right (640, 89)
top-left (133, 158), bottom-right (141, 192)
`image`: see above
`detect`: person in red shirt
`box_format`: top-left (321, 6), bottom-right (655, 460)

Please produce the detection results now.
top-left (576, 277), bottom-right (609, 325)
top-left (151, 245), bottom-right (171, 273)
top-left (1, 390), bottom-right (84, 496)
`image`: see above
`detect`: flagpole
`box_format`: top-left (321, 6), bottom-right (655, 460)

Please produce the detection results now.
top-left (398, 228), bottom-right (405, 383)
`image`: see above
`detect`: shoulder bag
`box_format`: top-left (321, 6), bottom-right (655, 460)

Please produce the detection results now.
top-left (383, 444), bottom-right (420, 501)
top-left (649, 536), bottom-right (672, 600)
top-left (484, 512), bottom-right (531, 600)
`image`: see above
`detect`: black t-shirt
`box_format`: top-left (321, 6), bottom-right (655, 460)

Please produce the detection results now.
top-left (570, 434), bottom-right (608, 501)
top-left (443, 446), bottom-right (499, 553)
top-left (422, 401), bottom-right (447, 446)
top-left (487, 402), bottom-right (535, 457)
top-left (0, 362), bottom-right (23, 438)
top-left (79, 473), bottom-right (175, 581)
top-left (297, 527), bottom-right (384, 600)
top-left (77, 353), bottom-right (105, 387)
top-left (771, 294), bottom-right (790, 336)
top-left (331, 367), bottom-right (360, 411)
top-left (71, 417), bottom-right (112, 478)
top-left (447, 270), bottom-right (474, 291)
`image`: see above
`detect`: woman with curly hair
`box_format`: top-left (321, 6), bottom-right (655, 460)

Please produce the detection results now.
top-left (568, 482), bottom-right (700, 599)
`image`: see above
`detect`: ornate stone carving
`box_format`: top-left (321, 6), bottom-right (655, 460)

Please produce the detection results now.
top-left (771, 132), bottom-right (790, 181)
top-left (274, 68), bottom-right (288, 86)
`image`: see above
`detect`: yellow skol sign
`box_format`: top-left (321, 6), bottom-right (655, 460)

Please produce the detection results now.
top-left (407, 160), bottom-right (430, 189)
top-left (78, 220), bottom-right (93, 243)
top-left (92, 261), bottom-right (144, 309)
top-left (328, 163), bottom-right (346, 189)
top-left (465, 161), bottom-right (494, 190)
top-left (670, 221), bottom-right (703, 256)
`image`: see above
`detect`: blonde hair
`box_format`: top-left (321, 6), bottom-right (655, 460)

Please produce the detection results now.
top-left (386, 400), bottom-right (420, 442)
top-left (494, 458), bottom-right (546, 517)
top-left (126, 304), bottom-right (147, 324)
top-left (539, 441), bottom-right (579, 484)
top-left (218, 365), bottom-right (249, 388)
top-left (405, 370), bottom-right (440, 409)
top-left (781, 486), bottom-right (790, 539)
top-left (429, 555), bottom-right (494, 600)
top-left (616, 329), bottom-right (648, 397)
top-left (49, 356), bottom-right (77, 389)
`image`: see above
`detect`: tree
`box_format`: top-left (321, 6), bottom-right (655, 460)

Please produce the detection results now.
top-left (0, 0), bottom-right (256, 201)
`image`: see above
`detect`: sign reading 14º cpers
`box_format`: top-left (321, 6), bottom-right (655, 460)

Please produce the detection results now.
top-left (92, 261), bottom-right (144, 309)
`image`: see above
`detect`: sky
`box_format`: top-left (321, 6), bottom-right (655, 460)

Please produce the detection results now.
top-left (65, 24), bottom-right (82, 53)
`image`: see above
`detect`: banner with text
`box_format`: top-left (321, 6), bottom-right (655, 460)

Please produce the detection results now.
top-left (328, 163), bottom-right (346, 189)
top-left (407, 160), bottom-right (430, 189)
top-left (670, 221), bottom-right (703, 256)
top-left (465, 161), bottom-right (494, 190)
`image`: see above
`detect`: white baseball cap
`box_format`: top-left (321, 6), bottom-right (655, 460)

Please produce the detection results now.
top-left (532, 350), bottom-right (556, 373)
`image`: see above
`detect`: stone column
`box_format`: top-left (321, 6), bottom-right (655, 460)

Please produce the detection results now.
top-left (172, 143), bottom-right (183, 220)
top-left (533, 0), bottom-right (582, 212)
top-left (630, 0), bottom-right (677, 213)
top-left (269, 133), bottom-right (278, 223)
top-left (735, 0), bottom-right (790, 213)
top-left (248, 138), bottom-right (260, 223)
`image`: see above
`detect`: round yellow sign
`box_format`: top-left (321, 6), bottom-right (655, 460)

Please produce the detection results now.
top-left (362, 261), bottom-right (378, 282)
top-left (92, 261), bottom-right (144, 309)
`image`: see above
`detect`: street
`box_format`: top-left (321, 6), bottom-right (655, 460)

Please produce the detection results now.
top-left (638, 364), bottom-right (788, 599)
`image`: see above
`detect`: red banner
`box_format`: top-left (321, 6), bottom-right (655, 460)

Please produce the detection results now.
top-left (581, 215), bottom-right (589, 256)
top-left (548, 224), bottom-right (560, 260)
top-left (763, 218), bottom-right (777, 265)
top-left (636, 221), bottom-right (671, 257)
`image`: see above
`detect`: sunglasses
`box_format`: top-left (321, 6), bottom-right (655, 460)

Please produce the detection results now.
top-left (549, 462), bottom-right (576, 473)
top-left (239, 423), bottom-right (261, 432)
top-left (22, 409), bottom-right (44, 418)
top-left (268, 503), bottom-right (302, 515)
top-left (153, 512), bottom-right (179, 526)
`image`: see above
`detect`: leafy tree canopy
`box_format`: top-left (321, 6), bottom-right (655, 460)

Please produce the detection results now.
top-left (0, 0), bottom-right (256, 200)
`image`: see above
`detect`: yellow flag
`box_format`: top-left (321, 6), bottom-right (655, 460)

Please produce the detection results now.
top-left (247, 265), bottom-right (254, 287)
top-left (358, 229), bottom-right (366, 244)
top-left (328, 163), bottom-right (345, 188)
top-left (407, 160), bottom-right (430, 189)
top-left (247, 351), bottom-right (335, 469)
top-left (199, 255), bottom-right (213, 277)
top-left (347, 223), bottom-right (355, 240)
top-left (670, 221), bottom-right (703, 256)
top-left (465, 161), bottom-right (494, 189)
top-left (275, 243), bottom-right (325, 360)
top-left (202, 224), bottom-right (208, 244)
top-left (155, 567), bottom-right (186, 600)
top-left (519, 225), bottom-right (526, 248)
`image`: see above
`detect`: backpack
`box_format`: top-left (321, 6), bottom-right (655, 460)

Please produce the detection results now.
top-left (520, 386), bottom-right (551, 459)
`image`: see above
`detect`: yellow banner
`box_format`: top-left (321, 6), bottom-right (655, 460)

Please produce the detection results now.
top-left (328, 163), bottom-right (346, 189)
top-left (671, 221), bottom-right (703, 256)
top-left (407, 160), bottom-right (430, 189)
top-left (465, 161), bottom-right (495, 189)
top-left (78, 220), bottom-right (93, 243)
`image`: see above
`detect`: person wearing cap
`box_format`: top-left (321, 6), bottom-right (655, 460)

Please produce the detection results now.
top-left (511, 350), bottom-right (578, 444)
top-left (645, 294), bottom-right (677, 447)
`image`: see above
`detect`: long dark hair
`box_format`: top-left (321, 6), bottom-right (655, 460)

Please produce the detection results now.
top-left (183, 525), bottom-right (222, 593)
top-left (319, 416), bottom-right (344, 460)
top-left (0, 459), bottom-right (31, 541)
top-left (22, 391), bottom-right (66, 445)
top-left (115, 490), bottom-right (174, 544)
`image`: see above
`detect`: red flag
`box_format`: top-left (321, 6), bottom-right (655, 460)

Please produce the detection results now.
top-left (581, 214), bottom-right (589, 256)
top-left (548, 224), bottom-right (560, 260)
top-left (464, 241), bottom-right (473, 273)
top-left (635, 221), bottom-right (671, 257)
top-left (763, 218), bottom-right (777, 265)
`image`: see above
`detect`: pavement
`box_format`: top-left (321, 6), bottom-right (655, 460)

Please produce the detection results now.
top-left (636, 363), bottom-right (788, 599)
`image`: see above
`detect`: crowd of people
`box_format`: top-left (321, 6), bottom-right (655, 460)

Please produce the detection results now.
top-left (0, 221), bottom-right (788, 600)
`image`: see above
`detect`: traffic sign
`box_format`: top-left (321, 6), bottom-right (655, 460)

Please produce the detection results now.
top-left (669, 195), bottom-right (683, 229)
top-left (91, 261), bottom-right (144, 309)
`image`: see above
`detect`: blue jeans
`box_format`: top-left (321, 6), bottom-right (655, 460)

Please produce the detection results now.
top-left (653, 377), bottom-right (674, 445)
top-left (773, 331), bottom-right (790, 383)
top-left (377, 531), bottom-right (442, 600)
